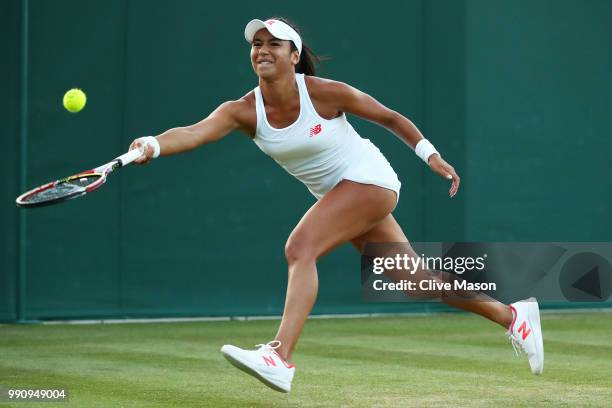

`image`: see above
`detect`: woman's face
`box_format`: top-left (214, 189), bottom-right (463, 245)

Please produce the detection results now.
top-left (251, 29), bottom-right (299, 79)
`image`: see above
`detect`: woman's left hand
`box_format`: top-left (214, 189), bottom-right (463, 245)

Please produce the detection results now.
top-left (428, 154), bottom-right (460, 198)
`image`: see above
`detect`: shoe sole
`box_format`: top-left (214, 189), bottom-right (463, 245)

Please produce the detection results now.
top-left (221, 348), bottom-right (289, 393)
top-left (527, 297), bottom-right (544, 374)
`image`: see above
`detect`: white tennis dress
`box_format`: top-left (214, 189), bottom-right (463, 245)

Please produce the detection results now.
top-left (252, 74), bottom-right (401, 202)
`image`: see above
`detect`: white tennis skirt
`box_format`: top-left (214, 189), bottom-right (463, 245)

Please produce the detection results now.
top-left (312, 139), bottom-right (402, 203)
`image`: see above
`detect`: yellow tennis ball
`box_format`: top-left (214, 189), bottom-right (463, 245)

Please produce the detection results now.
top-left (63, 88), bottom-right (87, 113)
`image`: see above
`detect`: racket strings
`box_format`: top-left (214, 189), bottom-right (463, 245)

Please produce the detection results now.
top-left (22, 175), bottom-right (101, 204)
top-left (69, 176), bottom-right (100, 188)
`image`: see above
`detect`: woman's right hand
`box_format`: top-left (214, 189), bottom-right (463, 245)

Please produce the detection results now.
top-left (129, 138), bottom-right (156, 165)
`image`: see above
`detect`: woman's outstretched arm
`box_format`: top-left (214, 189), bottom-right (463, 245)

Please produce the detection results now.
top-left (320, 79), bottom-right (460, 197)
top-left (129, 99), bottom-right (249, 164)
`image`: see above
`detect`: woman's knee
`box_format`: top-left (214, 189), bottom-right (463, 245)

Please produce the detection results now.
top-left (284, 233), bottom-right (317, 265)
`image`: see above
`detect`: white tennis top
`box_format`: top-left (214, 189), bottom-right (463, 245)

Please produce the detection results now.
top-left (252, 74), bottom-right (401, 201)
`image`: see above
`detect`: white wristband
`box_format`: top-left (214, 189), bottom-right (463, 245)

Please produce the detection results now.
top-left (415, 139), bottom-right (439, 163)
top-left (141, 136), bottom-right (160, 158)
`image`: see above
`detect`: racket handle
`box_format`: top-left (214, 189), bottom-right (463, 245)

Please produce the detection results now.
top-left (116, 147), bottom-right (145, 167)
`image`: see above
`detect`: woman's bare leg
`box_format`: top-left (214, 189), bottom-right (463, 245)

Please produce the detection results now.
top-left (274, 181), bottom-right (397, 361)
top-left (351, 215), bottom-right (513, 329)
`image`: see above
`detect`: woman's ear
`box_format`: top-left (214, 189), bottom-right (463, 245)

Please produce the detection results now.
top-left (291, 50), bottom-right (300, 66)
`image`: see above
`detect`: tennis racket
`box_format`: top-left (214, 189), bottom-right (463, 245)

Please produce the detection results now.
top-left (16, 147), bottom-right (145, 208)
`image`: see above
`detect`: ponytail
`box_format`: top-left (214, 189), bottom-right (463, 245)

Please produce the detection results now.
top-left (294, 43), bottom-right (320, 76)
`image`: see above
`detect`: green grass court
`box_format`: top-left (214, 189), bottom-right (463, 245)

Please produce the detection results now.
top-left (1, 312), bottom-right (611, 407)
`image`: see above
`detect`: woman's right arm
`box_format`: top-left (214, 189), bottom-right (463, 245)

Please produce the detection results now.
top-left (130, 100), bottom-right (246, 164)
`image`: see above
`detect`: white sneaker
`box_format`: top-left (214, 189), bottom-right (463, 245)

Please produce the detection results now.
top-left (507, 297), bottom-right (544, 374)
top-left (221, 340), bottom-right (295, 393)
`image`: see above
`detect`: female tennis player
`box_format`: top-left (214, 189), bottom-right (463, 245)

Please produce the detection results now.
top-left (129, 18), bottom-right (544, 392)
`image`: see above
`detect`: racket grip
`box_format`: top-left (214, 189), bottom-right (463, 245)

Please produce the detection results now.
top-left (116, 147), bottom-right (145, 166)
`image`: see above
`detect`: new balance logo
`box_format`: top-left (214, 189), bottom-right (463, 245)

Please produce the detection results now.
top-left (262, 355), bottom-right (277, 367)
top-left (517, 321), bottom-right (532, 340)
top-left (309, 124), bottom-right (322, 137)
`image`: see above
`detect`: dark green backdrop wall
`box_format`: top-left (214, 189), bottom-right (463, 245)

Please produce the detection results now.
top-left (2, 0), bottom-right (611, 322)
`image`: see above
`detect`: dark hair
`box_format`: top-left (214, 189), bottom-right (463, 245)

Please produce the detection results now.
top-left (270, 17), bottom-right (321, 76)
